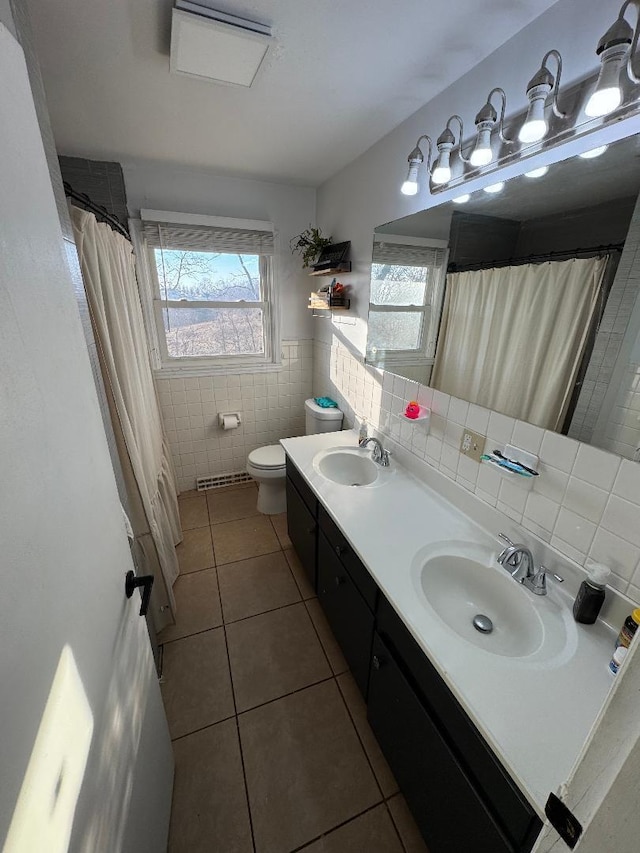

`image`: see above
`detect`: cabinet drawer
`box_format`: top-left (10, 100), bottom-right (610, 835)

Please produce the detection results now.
top-left (318, 504), bottom-right (378, 612)
top-left (368, 633), bottom-right (514, 853)
top-left (317, 531), bottom-right (375, 698)
top-left (286, 457), bottom-right (317, 516)
top-left (376, 595), bottom-right (541, 852)
top-left (286, 476), bottom-right (317, 591)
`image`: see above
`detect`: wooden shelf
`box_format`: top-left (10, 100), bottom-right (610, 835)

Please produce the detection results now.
top-left (308, 262), bottom-right (352, 277)
top-left (308, 291), bottom-right (350, 311)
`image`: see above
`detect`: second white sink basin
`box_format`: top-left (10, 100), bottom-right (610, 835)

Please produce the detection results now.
top-left (411, 541), bottom-right (577, 664)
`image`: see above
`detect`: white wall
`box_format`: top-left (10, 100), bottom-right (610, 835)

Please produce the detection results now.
top-left (124, 162), bottom-right (318, 489)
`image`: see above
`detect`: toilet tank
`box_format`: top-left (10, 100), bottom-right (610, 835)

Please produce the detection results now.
top-left (305, 398), bottom-right (343, 434)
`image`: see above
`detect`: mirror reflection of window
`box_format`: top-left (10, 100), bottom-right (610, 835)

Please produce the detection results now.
top-left (367, 239), bottom-right (447, 385)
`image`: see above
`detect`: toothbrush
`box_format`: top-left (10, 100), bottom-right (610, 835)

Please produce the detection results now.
top-left (492, 449), bottom-right (539, 476)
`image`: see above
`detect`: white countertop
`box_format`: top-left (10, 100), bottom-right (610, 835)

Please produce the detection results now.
top-left (281, 430), bottom-right (617, 817)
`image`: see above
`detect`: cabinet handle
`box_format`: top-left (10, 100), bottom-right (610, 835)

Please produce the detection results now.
top-left (372, 655), bottom-right (383, 670)
top-left (335, 544), bottom-right (346, 556)
top-left (307, 525), bottom-right (315, 535)
top-left (334, 575), bottom-right (345, 588)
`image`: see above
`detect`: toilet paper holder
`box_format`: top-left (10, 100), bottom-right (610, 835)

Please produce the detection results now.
top-left (218, 412), bottom-right (242, 429)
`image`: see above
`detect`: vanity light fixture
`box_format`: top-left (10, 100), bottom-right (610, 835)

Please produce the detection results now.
top-left (453, 194), bottom-right (471, 203)
top-left (401, 135), bottom-right (433, 195)
top-left (431, 115), bottom-right (469, 185)
top-left (585, 5), bottom-right (634, 117)
top-left (524, 166), bottom-right (549, 177)
top-left (470, 88), bottom-right (512, 167)
top-left (579, 145), bottom-right (609, 158)
top-left (483, 182), bottom-right (505, 194)
top-left (518, 50), bottom-right (566, 143)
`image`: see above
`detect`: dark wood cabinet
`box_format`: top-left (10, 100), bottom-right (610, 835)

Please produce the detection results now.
top-left (286, 466), bottom-right (317, 591)
top-left (316, 531), bottom-right (375, 698)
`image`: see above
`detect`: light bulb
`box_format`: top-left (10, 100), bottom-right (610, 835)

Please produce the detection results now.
top-left (579, 145), bottom-right (608, 159)
top-left (453, 194), bottom-right (470, 204)
top-left (524, 166), bottom-right (549, 178)
top-left (470, 125), bottom-right (493, 166)
top-left (431, 164), bottom-right (451, 185)
top-left (483, 182), bottom-right (504, 194)
top-left (518, 85), bottom-right (549, 144)
top-left (401, 161), bottom-right (420, 195)
top-left (585, 43), bottom-right (627, 118)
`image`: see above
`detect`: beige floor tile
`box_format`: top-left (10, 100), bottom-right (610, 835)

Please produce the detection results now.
top-left (218, 551), bottom-right (300, 623)
top-left (158, 569), bottom-right (222, 643)
top-left (387, 794), bottom-right (431, 853)
top-left (178, 494), bottom-right (209, 530)
top-left (285, 547), bottom-right (316, 599)
top-left (226, 602), bottom-right (331, 712)
top-left (306, 598), bottom-right (348, 674)
top-left (270, 512), bottom-right (292, 549)
top-left (176, 526), bottom-right (214, 574)
top-left (207, 484), bottom-right (259, 525)
top-left (168, 718), bottom-right (253, 853)
top-left (211, 516), bottom-right (280, 565)
top-left (337, 671), bottom-right (399, 798)
top-left (178, 488), bottom-right (199, 499)
top-left (300, 804), bottom-right (404, 853)
top-left (161, 628), bottom-right (234, 739)
top-left (239, 679), bottom-right (381, 853)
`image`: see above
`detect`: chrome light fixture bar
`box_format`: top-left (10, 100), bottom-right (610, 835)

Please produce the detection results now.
top-left (431, 116), bottom-right (469, 185)
top-left (470, 88), bottom-right (512, 167)
top-left (401, 135), bottom-right (433, 196)
top-left (519, 50), bottom-right (565, 143)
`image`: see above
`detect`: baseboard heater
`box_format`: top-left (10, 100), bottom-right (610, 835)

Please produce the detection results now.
top-left (196, 471), bottom-right (253, 491)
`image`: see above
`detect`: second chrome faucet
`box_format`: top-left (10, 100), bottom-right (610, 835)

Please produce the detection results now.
top-left (497, 533), bottom-right (564, 596)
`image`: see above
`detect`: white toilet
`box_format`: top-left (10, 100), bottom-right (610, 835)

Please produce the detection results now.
top-left (246, 398), bottom-right (343, 514)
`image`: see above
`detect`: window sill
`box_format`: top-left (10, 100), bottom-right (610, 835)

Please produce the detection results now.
top-left (153, 359), bottom-right (283, 379)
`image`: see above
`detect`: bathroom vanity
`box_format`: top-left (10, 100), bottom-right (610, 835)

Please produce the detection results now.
top-left (282, 430), bottom-right (618, 853)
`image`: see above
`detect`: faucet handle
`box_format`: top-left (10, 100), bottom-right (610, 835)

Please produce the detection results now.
top-left (498, 532), bottom-right (516, 547)
top-left (530, 565), bottom-right (565, 595)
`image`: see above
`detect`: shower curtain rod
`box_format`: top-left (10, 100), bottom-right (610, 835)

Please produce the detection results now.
top-left (448, 242), bottom-right (624, 274)
top-left (64, 182), bottom-right (130, 240)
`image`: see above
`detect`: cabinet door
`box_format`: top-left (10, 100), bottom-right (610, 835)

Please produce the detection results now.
top-left (368, 634), bottom-right (515, 853)
top-left (317, 532), bottom-right (375, 698)
top-left (286, 476), bottom-right (317, 590)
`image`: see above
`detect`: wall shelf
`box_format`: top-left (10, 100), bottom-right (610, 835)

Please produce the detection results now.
top-left (308, 262), bottom-right (352, 277)
top-left (309, 291), bottom-right (350, 311)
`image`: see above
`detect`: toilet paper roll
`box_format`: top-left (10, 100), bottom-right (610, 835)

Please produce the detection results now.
top-left (222, 414), bottom-right (240, 430)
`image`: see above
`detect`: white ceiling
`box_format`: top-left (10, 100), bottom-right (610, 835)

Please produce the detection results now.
top-left (26, 0), bottom-right (561, 186)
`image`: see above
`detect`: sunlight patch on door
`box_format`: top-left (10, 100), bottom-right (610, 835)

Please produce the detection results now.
top-left (3, 645), bottom-right (93, 853)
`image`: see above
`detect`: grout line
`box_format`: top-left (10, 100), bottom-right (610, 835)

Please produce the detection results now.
top-left (169, 712), bottom-right (237, 743)
top-left (335, 674), bottom-right (386, 804)
top-left (214, 545), bottom-right (283, 567)
top-left (385, 795), bottom-right (412, 853)
top-left (289, 801), bottom-right (387, 853)
top-left (222, 597), bottom-right (304, 628)
top-left (236, 675), bottom-right (336, 718)
top-left (174, 563), bottom-right (216, 578)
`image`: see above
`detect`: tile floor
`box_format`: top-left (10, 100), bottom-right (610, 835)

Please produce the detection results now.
top-left (159, 481), bottom-right (429, 853)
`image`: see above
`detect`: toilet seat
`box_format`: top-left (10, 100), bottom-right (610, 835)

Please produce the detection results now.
top-left (247, 444), bottom-right (286, 471)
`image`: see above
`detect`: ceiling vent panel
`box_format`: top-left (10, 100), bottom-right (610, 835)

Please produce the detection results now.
top-left (170, 5), bottom-right (272, 88)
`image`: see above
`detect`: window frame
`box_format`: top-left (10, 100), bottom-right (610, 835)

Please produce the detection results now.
top-left (131, 213), bottom-right (281, 378)
top-left (367, 235), bottom-right (449, 372)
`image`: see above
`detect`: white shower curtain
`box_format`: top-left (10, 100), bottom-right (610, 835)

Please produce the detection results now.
top-left (71, 206), bottom-right (182, 627)
top-left (431, 257), bottom-right (607, 431)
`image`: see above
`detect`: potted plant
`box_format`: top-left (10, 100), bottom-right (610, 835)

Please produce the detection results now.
top-left (290, 226), bottom-right (332, 268)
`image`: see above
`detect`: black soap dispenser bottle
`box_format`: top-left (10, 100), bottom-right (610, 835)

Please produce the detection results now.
top-left (573, 563), bottom-right (610, 624)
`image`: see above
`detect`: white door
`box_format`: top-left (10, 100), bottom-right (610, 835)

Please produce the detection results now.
top-left (0, 25), bottom-right (173, 853)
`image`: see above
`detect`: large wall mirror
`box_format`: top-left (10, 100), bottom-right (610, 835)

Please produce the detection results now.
top-left (367, 134), bottom-right (640, 461)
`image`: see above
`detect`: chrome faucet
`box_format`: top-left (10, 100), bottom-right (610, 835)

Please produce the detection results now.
top-left (359, 436), bottom-right (391, 467)
top-left (497, 533), bottom-right (564, 595)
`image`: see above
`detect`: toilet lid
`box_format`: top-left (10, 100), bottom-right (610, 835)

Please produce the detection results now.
top-left (248, 444), bottom-right (286, 469)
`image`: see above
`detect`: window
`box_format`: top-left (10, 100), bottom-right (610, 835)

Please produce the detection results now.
top-left (139, 212), bottom-right (278, 374)
top-left (367, 237), bottom-right (448, 371)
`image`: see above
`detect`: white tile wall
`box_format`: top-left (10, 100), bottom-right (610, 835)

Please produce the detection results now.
top-left (314, 338), bottom-right (640, 603)
top-left (157, 340), bottom-right (313, 492)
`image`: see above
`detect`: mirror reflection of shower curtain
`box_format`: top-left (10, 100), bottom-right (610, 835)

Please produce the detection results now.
top-left (431, 257), bottom-right (608, 431)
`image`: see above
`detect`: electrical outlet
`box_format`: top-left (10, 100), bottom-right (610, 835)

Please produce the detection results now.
top-left (460, 429), bottom-right (486, 462)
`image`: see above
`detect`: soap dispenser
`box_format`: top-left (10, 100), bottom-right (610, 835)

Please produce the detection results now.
top-left (573, 563), bottom-right (610, 624)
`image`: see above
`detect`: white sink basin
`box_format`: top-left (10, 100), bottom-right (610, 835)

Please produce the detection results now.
top-left (411, 541), bottom-right (577, 664)
top-left (312, 446), bottom-right (393, 487)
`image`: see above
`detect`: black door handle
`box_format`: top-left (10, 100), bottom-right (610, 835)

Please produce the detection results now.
top-left (125, 570), bottom-right (154, 617)
top-left (372, 655), bottom-right (384, 670)
top-left (335, 544), bottom-right (346, 556)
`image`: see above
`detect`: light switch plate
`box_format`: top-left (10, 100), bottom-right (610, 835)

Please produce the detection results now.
top-left (460, 429), bottom-right (486, 462)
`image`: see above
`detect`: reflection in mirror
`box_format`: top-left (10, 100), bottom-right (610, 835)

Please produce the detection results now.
top-left (367, 135), bottom-right (640, 461)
